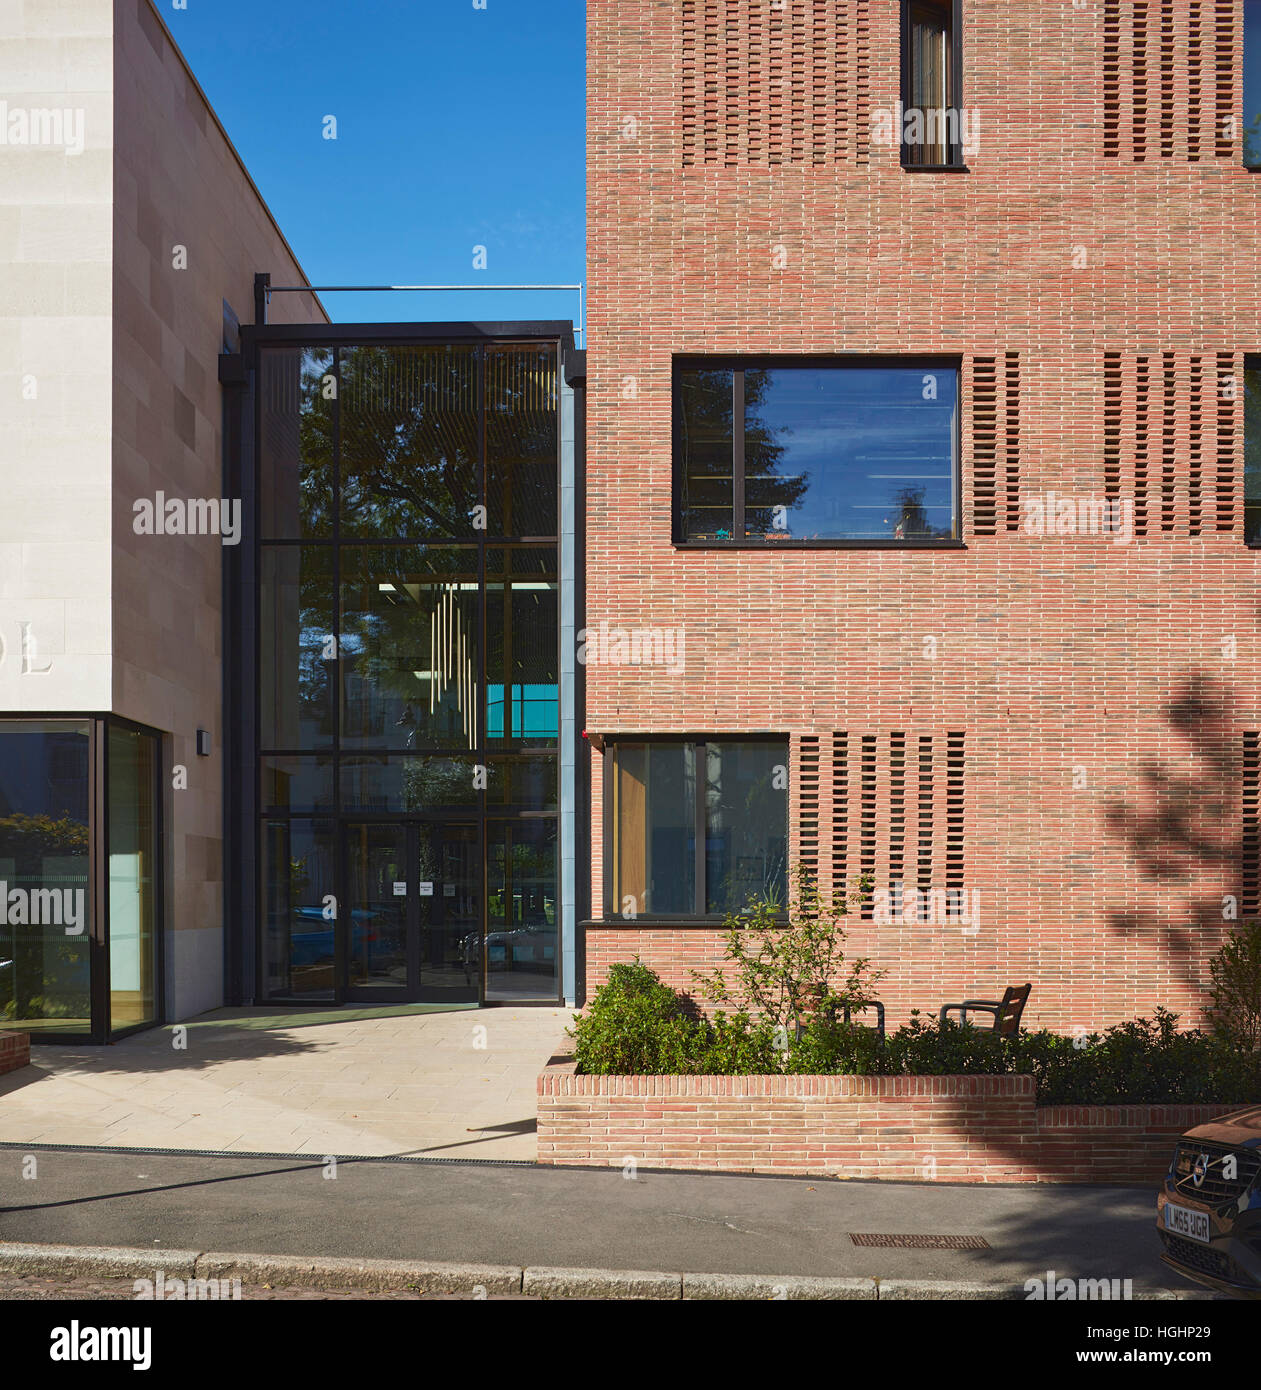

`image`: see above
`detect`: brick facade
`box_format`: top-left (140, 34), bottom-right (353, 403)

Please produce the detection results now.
top-left (538, 1058), bottom-right (1219, 1183)
top-left (0, 1033), bottom-right (30, 1076)
top-left (584, 0), bottom-right (1261, 1031)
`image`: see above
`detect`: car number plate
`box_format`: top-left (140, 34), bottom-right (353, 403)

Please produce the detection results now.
top-left (1165, 1201), bottom-right (1210, 1243)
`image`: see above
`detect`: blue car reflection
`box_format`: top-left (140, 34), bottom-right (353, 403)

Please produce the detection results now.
top-left (289, 907), bottom-right (386, 965)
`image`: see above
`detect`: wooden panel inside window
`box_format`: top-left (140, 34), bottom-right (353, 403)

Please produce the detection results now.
top-left (614, 748), bottom-right (648, 910)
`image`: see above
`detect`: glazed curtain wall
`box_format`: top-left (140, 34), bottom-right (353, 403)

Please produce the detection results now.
top-left (256, 341), bottom-right (561, 1002)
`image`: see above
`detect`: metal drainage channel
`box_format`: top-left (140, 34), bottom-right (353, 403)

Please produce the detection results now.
top-left (0, 1141), bottom-right (534, 1167)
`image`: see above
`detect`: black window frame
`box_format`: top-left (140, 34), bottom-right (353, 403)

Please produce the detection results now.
top-left (672, 355), bottom-right (965, 550)
top-left (602, 735), bottom-right (789, 923)
top-left (0, 711), bottom-right (165, 1045)
top-left (900, 0), bottom-right (968, 172)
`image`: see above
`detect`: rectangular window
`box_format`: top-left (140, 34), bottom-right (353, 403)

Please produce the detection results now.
top-left (1246, 358), bottom-right (1261, 543)
top-left (0, 721), bottom-right (91, 1035)
top-left (609, 740), bottom-right (788, 918)
top-left (675, 360), bottom-right (960, 545)
top-left (901, 0), bottom-right (964, 168)
top-left (107, 726), bottom-right (159, 1034)
top-left (0, 717), bottom-right (162, 1041)
top-left (1248, 0), bottom-right (1261, 167)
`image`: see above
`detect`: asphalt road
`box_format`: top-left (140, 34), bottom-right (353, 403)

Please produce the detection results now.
top-left (0, 1145), bottom-right (1188, 1293)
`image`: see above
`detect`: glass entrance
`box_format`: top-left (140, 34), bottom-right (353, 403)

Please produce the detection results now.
top-left (252, 335), bottom-right (567, 1009)
top-left (344, 820), bottom-right (479, 1003)
top-left (485, 819), bottom-right (558, 1002)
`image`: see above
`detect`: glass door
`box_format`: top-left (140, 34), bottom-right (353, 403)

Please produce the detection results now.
top-left (416, 822), bottom-right (479, 1003)
top-left (344, 820), bottom-right (480, 1002)
top-left (486, 819), bottom-right (558, 1002)
top-left (344, 822), bottom-right (412, 997)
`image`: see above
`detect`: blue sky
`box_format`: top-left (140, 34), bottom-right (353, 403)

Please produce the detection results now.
top-left (169, 0), bottom-right (585, 327)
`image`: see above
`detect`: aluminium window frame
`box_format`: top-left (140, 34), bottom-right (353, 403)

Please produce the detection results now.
top-left (601, 734), bottom-right (789, 923)
top-left (899, 0), bottom-right (968, 172)
top-left (672, 354), bottom-right (965, 550)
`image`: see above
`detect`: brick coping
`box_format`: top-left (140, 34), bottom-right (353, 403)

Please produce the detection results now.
top-left (538, 1057), bottom-right (1227, 1118)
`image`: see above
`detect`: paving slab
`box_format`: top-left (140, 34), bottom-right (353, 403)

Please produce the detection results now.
top-left (0, 1006), bottom-right (568, 1160)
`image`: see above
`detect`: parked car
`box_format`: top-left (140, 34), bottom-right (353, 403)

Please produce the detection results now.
top-left (1157, 1106), bottom-right (1261, 1298)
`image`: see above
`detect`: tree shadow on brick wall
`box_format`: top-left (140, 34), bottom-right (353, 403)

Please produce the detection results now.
top-left (1101, 672), bottom-right (1240, 1009)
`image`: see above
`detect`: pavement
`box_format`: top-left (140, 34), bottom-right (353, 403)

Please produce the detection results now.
top-left (0, 1005), bottom-right (1235, 1301)
top-left (0, 1005), bottom-right (569, 1159)
top-left (0, 1144), bottom-right (1215, 1297)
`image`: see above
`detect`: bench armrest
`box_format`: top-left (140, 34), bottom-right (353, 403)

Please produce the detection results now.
top-left (939, 1001), bottom-right (1002, 1025)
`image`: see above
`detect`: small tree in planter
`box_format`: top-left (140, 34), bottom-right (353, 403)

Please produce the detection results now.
top-left (690, 865), bottom-right (883, 1037)
top-left (1206, 920), bottom-right (1261, 1051)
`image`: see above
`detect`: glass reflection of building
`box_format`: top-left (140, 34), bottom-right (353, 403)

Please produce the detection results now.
top-left (237, 326), bottom-right (580, 1007)
top-left (0, 719), bottom-right (160, 1041)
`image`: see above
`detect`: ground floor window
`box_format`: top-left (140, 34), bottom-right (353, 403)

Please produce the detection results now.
top-left (0, 717), bottom-right (161, 1041)
top-left (608, 738), bottom-right (788, 919)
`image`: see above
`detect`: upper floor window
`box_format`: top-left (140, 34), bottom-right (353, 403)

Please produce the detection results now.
top-left (1247, 0), bottom-right (1261, 167)
top-left (674, 360), bottom-right (960, 546)
top-left (901, 0), bottom-right (965, 169)
top-left (1246, 358), bottom-right (1260, 543)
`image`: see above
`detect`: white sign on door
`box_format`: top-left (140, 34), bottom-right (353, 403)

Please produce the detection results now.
top-left (392, 882), bottom-right (406, 896)
top-left (418, 882), bottom-right (434, 897)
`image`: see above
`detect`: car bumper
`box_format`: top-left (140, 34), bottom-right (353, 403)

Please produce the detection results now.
top-left (1157, 1185), bottom-right (1261, 1299)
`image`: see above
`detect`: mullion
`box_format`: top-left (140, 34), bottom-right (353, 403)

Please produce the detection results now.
top-left (694, 740), bottom-right (707, 916)
top-left (732, 372), bottom-right (745, 538)
top-left (332, 347), bottom-right (342, 840)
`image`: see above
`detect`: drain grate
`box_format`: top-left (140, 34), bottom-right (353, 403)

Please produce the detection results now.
top-left (850, 1233), bottom-right (990, 1250)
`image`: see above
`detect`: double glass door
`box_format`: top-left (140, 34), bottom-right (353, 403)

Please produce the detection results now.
top-left (340, 817), bottom-right (558, 1003)
top-left (344, 821), bottom-right (480, 1002)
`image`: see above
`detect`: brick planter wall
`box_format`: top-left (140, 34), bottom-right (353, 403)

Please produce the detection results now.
top-left (537, 1058), bottom-right (1223, 1184)
top-left (0, 1034), bottom-right (30, 1076)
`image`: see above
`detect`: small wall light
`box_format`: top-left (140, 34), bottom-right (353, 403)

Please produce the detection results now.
top-left (196, 729), bottom-right (212, 757)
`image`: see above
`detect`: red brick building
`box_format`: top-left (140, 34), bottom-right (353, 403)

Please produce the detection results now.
top-left (582, 0), bottom-right (1261, 1033)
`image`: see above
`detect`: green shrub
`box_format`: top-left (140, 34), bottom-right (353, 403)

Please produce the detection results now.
top-left (570, 960), bottom-right (781, 1075)
top-left (569, 960), bottom-right (694, 1074)
top-left (572, 968), bottom-right (1261, 1104)
top-left (783, 1016), bottom-right (884, 1074)
top-left (691, 1011), bottom-right (782, 1075)
top-left (691, 865), bottom-right (883, 1034)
